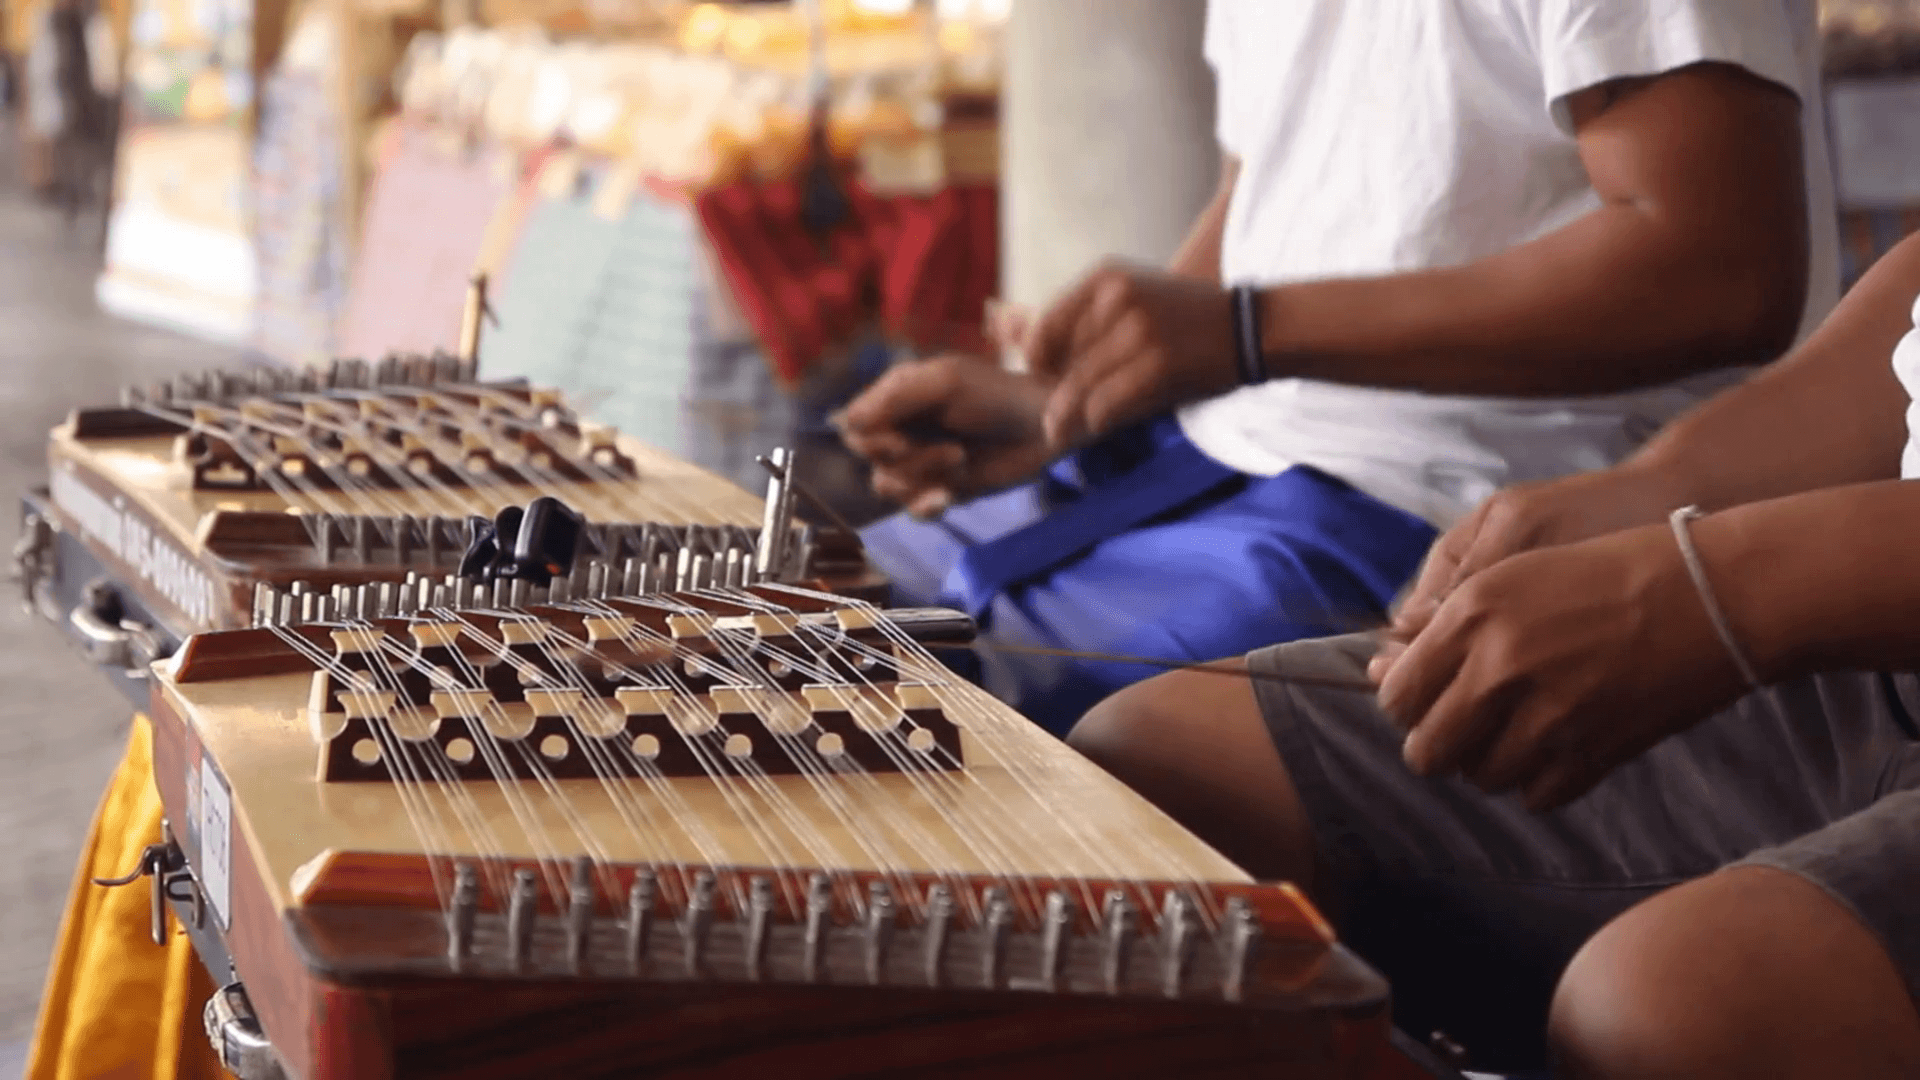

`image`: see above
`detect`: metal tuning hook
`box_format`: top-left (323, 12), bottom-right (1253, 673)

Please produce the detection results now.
top-left (755, 448), bottom-right (802, 581)
top-left (92, 838), bottom-right (184, 945)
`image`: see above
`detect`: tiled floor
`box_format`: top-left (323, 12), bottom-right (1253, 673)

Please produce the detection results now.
top-left (0, 123), bottom-right (238, 1046)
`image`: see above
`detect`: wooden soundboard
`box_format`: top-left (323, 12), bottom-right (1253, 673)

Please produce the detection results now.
top-left (140, 590), bottom-right (1411, 1079)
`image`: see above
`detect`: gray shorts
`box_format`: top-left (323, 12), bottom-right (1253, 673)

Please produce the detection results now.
top-left (1250, 635), bottom-right (1920, 1072)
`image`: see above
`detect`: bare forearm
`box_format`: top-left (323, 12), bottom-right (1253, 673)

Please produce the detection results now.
top-left (1254, 64), bottom-right (1809, 398)
top-left (1624, 232), bottom-right (1920, 513)
top-left (1255, 202), bottom-right (1804, 396)
top-left (1166, 157), bottom-right (1238, 283)
top-left (1697, 480), bottom-right (1920, 681)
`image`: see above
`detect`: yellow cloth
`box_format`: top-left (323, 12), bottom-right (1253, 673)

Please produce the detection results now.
top-left (26, 714), bottom-right (231, 1080)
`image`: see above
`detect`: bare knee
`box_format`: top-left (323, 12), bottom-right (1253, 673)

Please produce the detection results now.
top-left (1069, 670), bottom-right (1191, 784)
top-left (1551, 865), bottom-right (1920, 1080)
top-left (1070, 663), bottom-right (1316, 886)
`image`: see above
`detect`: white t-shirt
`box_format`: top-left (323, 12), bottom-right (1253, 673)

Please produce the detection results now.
top-left (1180, 0), bottom-right (1840, 528)
top-left (1895, 292), bottom-right (1920, 479)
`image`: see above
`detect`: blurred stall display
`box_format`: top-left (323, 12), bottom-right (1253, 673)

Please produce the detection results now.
top-left (389, 6), bottom-right (1000, 192)
top-left (252, 2), bottom-right (350, 364)
top-left (482, 161), bottom-right (795, 493)
top-left (333, 117), bottom-right (521, 356)
top-left (338, 1), bottom-right (1002, 515)
top-left (96, 123), bottom-right (256, 337)
top-left (482, 163), bottom-right (707, 451)
top-left (1824, 0), bottom-right (1920, 77)
top-left (1823, 0), bottom-right (1920, 286)
top-left (94, 0), bottom-right (261, 339)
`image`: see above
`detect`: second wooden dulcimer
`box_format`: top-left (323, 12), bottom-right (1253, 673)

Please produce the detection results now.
top-left (147, 578), bottom-right (1403, 1079)
top-left (20, 354), bottom-right (880, 705)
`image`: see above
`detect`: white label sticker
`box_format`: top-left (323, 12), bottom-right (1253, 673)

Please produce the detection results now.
top-left (198, 756), bottom-right (232, 930)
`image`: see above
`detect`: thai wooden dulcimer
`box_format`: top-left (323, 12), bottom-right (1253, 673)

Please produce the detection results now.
top-left (140, 576), bottom-right (1425, 1079)
top-left (17, 352), bottom-right (879, 704)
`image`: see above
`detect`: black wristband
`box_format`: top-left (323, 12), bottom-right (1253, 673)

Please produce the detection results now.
top-left (1230, 285), bottom-right (1267, 386)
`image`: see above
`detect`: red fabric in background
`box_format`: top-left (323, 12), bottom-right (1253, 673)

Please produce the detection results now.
top-left (695, 178), bottom-right (999, 383)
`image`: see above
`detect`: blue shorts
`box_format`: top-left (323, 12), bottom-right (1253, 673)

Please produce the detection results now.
top-left (859, 419), bottom-right (1437, 733)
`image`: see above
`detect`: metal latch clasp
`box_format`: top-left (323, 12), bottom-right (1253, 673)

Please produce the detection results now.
top-left (68, 579), bottom-right (171, 677)
top-left (203, 982), bottom-right (287, 1080)
top-left (12, 512), bottom-right (55, 616)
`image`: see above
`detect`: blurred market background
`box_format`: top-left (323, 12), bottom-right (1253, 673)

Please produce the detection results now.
top-left (0, 0), bottom-right (1916, 1070)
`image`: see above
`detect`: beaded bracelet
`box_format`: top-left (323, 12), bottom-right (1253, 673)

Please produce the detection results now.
top-left (1668, 505), bottom-right (1764, 691)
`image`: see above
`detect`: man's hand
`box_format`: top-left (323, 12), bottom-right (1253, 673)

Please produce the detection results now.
top-left (1025, 262), bottom-right (1238, 447)
top-left (1371, 523), bottom-right (1746, 811)
top-left (1386, 463), bottom-right (1690, 644)
top-left (836, 355), bottom-right (1055, 518)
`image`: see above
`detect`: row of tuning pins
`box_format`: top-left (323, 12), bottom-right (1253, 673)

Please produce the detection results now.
top-left (253, 546), bottom-right (768, 628)
top-left (443, 859), bottom-right (1263, 1003)
top-left (120, 354), bottom-right (478, 409)
top-left (305, 515), bottom-right (759, 571)
top-left (307, 513), bottom-right (473, 568)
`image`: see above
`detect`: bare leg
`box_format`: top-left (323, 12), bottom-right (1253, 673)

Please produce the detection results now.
top-left (1069, 660), bottom-right (1320, 890)
top-left (1552, 865), bottom-right (1920, 1080)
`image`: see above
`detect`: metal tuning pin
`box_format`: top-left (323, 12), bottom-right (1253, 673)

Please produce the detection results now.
top-left (922, 883), bottom-right (954, 987)
top-left (1102, 890), bottom-right (1135, 995)
top-left (625, 870), bottom-right (656, 973)
top-left (743, 876), bottom-right (776, 981)
top-left (447, 864), bottom-right (480, 965)
top-left (315, 514), bottom-right (336, 565)
top-left (864, 881), bottom-right (896, 985)
top-left (1158, 891), bottom-right (1197, 999)
top-left (252, 582), bottom-right (275, 627)
top-left (754, 447), bottom-right (800, 583)
top-left (1039, 890), bottom-right (1074, 991)
top-left (981, 886), bottom-right (1013, 990)
top-left (1220, 896), bottom-right (1259, 1003)
top-left (802, 872), bottom-right (833, 983)
top-left (682, 871), bottom-right (717, 976)
top-left (506, 868), bottom-right (539, 970)
top-left (565, 857), bottom-right (595, 970)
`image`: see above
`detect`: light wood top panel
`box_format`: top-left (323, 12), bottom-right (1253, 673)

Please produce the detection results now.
top-left (156, 664), bottom-right (1249, 915)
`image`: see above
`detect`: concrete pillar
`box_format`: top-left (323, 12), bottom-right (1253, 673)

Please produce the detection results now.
top-left (1002, 0), bottom-right (1219, 307)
